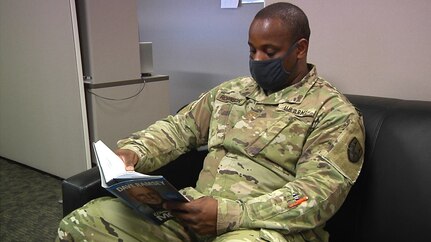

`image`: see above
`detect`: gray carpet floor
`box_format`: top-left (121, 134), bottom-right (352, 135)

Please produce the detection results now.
top-left (0, 157), bottom-right (63, 241)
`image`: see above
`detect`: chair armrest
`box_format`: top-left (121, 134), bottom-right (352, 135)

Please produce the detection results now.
top-left (62, 166), bottom-right (111, 216)
top-left (61, 148), bottom-right (208, 217)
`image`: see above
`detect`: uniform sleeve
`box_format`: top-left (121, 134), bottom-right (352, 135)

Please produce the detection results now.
top-left (216, 103), bottom-right (365, 235)
top-left (117, 91), bottom-right (215, 173)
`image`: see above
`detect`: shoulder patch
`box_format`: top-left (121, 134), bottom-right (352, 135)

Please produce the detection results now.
top-left (347, 137), bottom-right (363, 163)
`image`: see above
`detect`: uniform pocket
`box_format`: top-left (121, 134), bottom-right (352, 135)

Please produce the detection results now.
top-left (243, 113), bottom-right (311, 165)
top-left (322, 117), bottom-right (365, 184)
top-left (208, 93), bottom-right (245, 147)
top-left (244, 116), bottom-right (294, 157)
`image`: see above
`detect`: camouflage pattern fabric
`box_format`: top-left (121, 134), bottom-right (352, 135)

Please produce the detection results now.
top-left (57, 197), bottom-right (192, 242)
top-left (57, 197), bottom-right (306, 241)
top-left (58, 65), bottom-right (365, 241)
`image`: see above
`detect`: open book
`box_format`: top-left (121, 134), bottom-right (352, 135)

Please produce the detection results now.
top-left (93, 140), bottom-right (189, 224)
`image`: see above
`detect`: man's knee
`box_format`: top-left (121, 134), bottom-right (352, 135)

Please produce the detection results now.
top-left (57, 197), bottom-right (129, 241)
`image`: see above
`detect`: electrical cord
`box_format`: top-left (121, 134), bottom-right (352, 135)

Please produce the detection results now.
top-left (87, 79), bottom-right (146, 101)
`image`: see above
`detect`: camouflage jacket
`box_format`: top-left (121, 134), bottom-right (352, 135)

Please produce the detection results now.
top-left (118, 65), bottom-right (365, 241)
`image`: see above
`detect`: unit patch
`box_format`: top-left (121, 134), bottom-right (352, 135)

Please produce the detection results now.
top-left (347, 137), bottom-right (363, 163)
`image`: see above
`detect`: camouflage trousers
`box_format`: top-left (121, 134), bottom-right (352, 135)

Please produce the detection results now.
top-left (57, 197), bottom-right (307, 242)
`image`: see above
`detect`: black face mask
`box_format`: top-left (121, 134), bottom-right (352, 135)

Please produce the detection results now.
top-left (249, 42), bottom-right (298, 92)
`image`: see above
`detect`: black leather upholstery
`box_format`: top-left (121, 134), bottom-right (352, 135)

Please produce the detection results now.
top-left (62, 94), bottom-right (431, 242)
top-left (62, 165), bottom-right (111, 216)
top-left (326, 95), bottom-right (431, 242)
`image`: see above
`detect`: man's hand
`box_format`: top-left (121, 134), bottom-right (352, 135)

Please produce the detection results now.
top-left (115, 149), bottom-right (139, 171)
top-left (163, 196), bottom-right (218, 236)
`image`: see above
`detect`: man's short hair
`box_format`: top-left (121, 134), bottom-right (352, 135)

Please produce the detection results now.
top-left (254, 2), bottom-right (311, 43)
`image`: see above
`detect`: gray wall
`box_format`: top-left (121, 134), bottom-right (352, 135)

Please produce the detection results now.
top-left (269, 0), bottom-right (431, 102)
top-left (139, 0), bottom-right (431, 113)
top-left (137, 0), bottom-right (263, 113)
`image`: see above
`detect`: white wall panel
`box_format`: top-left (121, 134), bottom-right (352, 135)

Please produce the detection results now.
top-left (0, 0), bottom-right (91, 178)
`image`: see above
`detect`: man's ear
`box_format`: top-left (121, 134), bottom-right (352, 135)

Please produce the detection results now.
top-left (296, 38), bottom-right (309, 59)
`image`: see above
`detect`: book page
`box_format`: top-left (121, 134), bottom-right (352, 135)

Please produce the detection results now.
top-left (94, 140), bottom-right (143, 186)
top-left (94, 140), bottom-right (159, 188)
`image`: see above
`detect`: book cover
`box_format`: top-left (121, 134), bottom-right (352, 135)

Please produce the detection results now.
top-left (93, 140), bottom-right (189, 224)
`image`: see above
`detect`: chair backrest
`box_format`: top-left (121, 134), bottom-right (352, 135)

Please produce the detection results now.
top-left (152, 148), bottom-right (206, 189)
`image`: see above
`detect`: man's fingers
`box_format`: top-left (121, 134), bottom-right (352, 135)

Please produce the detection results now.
top-left (125, 165), bottom-right (135, 171)
top-left (115, 149), bottom-right (139, 170)
top-left (164, 197), bottom-right (217, 235)
top-left (163, 201), bottom-right (189, 212)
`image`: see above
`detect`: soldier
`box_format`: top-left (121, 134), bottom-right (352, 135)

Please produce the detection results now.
top-left (57, 2), bottom-right (364, 242)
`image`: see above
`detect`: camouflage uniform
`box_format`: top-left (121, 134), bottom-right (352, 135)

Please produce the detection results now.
top-left (58, 65), bottom-right (365, 241)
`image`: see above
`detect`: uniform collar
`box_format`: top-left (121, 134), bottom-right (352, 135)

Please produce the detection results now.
top-left (242, 64), bottom-right (318, 105)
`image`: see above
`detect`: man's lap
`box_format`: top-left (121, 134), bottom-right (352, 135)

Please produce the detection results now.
top-left (57, 197), bottom-right (191, 242)
top-left (57, 196), bottom-right (302, 242)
